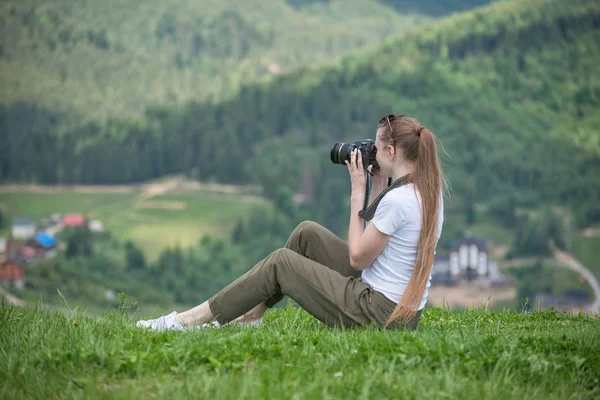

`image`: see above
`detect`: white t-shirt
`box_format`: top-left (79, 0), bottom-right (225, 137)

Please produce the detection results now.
top-left (361, 183), bottom-right (444, 310)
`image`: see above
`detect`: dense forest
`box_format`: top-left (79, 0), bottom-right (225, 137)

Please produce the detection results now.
top-left (1, 0), bottom-right (598, 238)
top-left (0, 0), bottom-right (438, 120)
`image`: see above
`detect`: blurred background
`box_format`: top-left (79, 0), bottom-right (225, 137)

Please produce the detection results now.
top-left (0, 0), bottom-right (598, 317)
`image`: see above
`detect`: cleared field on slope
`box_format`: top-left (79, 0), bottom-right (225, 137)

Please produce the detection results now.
top-left (0, 184), bottom-right (268, 260)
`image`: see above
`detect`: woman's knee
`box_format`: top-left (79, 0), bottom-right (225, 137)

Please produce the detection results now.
top-left (288, 221), bottom-right (316, 247)
top-left (253, 248), bottom-right (295, 281)
top-left (270, 248), bottom-right (296, 264)
top-left (267, 249), bottom-right (303, 283)
top-left (292, 220), bottom-right (320, 239)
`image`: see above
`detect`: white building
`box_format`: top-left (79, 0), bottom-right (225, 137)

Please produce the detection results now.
top-left (11, 217), bottom-right (36, 240)
top-left (89, 220), bottom-right (105, 233)
top-left (432, 234), bottom-right (513, 286)
top-left (449, 236), bottom-right (489, 280)
top-left (431, 236), bottom-right (494, 285)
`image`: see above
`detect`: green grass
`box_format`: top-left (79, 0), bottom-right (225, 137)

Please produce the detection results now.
top-left (100, 193), bottom-right (268, 259)
top-left (0, 190), bottom-right (269, 260)
top-left (0, 192), bottom-right (136, 221)
top-left (1, 301), bottom-right (598, 399)
top-left (8, 287), bottom-right (195, 321)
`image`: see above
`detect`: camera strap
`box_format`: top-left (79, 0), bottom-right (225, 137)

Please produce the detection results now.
top-left (358, 174), bottom-right (411, 222)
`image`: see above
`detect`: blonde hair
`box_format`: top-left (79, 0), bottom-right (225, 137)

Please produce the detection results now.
top-left (378, 115), bottom-right (445, 327)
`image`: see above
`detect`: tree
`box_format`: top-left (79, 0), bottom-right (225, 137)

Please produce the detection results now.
top-left (231, 220), bottom-right (247, 244)
top-left (465, 183), bottom-right (477, 225)
top-left (65, 226), bottom-right (93, 259)
top-left (509, 208), bottom-right (567, 257)
top-left (125, 241), bottom-right (146, 270)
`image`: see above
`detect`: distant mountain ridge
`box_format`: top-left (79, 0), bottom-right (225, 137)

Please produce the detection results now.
top-left (0, 0), bottom-right (484, 122)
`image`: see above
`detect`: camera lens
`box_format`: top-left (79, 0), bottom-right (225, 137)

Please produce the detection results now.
top-left (330, 142), bottom-right (355, 165)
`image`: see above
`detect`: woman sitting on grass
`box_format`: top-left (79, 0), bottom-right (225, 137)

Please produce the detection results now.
top-left (137, 115), bottom-right (445, 331)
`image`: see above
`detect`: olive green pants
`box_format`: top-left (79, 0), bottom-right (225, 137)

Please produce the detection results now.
top-left (208, 221), bottom-right (422, 329)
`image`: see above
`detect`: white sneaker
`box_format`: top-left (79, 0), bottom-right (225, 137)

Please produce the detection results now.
top-left (201, 320), bottom-right (222, 328)
top-left (136, 312), bottom-right (263, 331)
top-left (136, 311), bottom-right (187, 331)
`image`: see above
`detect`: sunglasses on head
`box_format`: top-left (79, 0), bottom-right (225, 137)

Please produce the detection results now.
top-left (379, 114), bottom-right (405, 141)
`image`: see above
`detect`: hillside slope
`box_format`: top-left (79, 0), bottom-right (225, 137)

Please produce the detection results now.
top-left (0, 0), bottom-right (442, 121)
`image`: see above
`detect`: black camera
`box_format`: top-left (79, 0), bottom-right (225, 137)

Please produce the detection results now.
top-left (330, 139), bottom-right (379, 171)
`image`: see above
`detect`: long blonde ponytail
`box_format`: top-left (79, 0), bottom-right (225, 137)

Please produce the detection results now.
top-left (378, 116), bottom-right (443, 327)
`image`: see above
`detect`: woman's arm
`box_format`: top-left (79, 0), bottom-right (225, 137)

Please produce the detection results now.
top-left (349, 196), bottom-right (390, 270)
top-left (346, 150), bottom-right (391, 270)
top-left (366, 180), bottom-right (387, 229)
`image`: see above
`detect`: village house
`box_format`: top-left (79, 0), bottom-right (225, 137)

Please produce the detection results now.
top-left (0, 257), bottom-right (25, 289)
top-left (11, 217), bottom-right (36, 239)
top-left (449, 236), bottom-right (490, 280)
top-left (89, 219), bottom-right (104, 233)
top-left (430, 255), bottom-right (456, 286)
top-left (37, 217), bottom-right (57, 231)
top-left (432, 234), bottom-right (512, 287)
top-left (50, 214), bottom-right (62, 224)
top-left (63, 213), bottom-right (86, 228)
top-left (0, 238), bottom-right (22, 264)
top-left (21, 232), bottom-right (58, 263)
top-left (0, 238), bottom-right (8, 263)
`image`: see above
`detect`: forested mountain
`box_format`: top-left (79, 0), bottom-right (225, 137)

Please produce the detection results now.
top-left (376, 0), bottom-right (493, 16)
top-left (0, 0), bottom-right (467, 121)
top-left (1, 0), bottom-right (598, 234)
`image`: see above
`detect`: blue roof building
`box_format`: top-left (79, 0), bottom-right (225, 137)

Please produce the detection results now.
top-left (33, 232), bottom-right (58, 249)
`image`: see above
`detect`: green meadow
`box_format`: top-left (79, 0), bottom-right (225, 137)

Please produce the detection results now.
top-left (0, 189), bottom-right (269, 260)
top-left (1, 301), bottom-right (599, 399)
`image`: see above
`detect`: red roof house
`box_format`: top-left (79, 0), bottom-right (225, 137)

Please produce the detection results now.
top-left (0, 258), bottom-right (25, 283)
top-left (21, 246), bottom-right (39, 258)
top-left (63, 214), bottom-right (86, 227)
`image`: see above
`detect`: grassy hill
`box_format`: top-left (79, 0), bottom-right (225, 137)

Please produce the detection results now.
top-left (1, 302), bottom-right (598, 399)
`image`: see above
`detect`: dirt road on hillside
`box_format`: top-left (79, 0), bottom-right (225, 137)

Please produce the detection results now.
top-left (496, 244), bottom-right (600, 314)
top-left (0, 184), bottom-right (136, 194)
top-left (0, 177), bottom-right (261, 196)
top-left (0, 286), bottom-right (26, 307)
top-left (550, 242), bottom-right (600, 313)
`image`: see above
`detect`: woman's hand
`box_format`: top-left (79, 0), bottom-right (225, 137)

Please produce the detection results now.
top-left (345, 149), bottom-right (367, 201)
